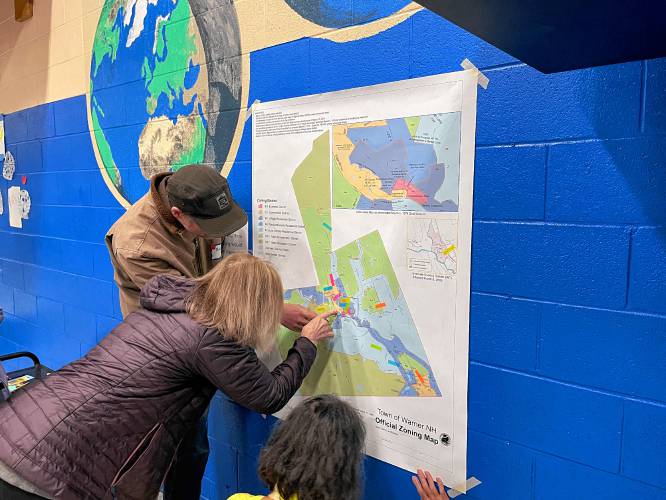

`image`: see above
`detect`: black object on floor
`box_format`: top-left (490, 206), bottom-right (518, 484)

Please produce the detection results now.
top-left (0, 352), bottom-right (52, 398)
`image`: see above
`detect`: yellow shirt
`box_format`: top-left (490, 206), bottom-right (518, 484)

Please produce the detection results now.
top-left (228, 492), bottom-right (295, 500)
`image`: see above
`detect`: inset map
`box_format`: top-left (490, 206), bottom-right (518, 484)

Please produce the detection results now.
top-left (332, 113), bottom-right (461, 212)
top-left (407, 218), bottom-right (457, 276)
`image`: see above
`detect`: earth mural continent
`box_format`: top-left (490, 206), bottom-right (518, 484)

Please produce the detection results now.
top-left (89, 0), bottom-right (412, 206)
top-left (90, 0), bottom-right (241, 206)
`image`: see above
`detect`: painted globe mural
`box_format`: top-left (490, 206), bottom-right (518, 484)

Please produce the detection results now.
top-left (89, 0), bottom-right (242, 206)
top-left (89, 0), bottom-right (412, 206)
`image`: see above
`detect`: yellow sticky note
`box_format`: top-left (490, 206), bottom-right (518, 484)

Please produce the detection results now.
top-left (442, 245), bottom-right (456, 256)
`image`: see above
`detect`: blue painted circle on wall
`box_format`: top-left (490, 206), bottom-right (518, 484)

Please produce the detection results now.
top-left (285, 0), bottom-right (412, 28)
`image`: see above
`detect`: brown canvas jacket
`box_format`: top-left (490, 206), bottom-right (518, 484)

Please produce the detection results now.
top-left (105, 173), bottom-right (214, 317)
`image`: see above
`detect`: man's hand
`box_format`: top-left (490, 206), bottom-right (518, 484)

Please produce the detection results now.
top-left (300, 310), bottom-right (337, 344)
top-left (412, 469), bottom-right (449, 500)
top-left (281, 303), bottom-right (317, 332)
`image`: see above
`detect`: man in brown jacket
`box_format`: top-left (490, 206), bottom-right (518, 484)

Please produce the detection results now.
top-left (105, 164), bottom-right (316, 500)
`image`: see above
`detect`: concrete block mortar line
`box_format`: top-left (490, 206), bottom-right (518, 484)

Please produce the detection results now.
top-left (472, 360), bottom-right (666, 410)
top-left (529, 458), bottom-right (537, 500)
top-left (618, 401), bottom-right (626, 475)
top-left (235, 445), bottom-right (241, 494)
top-left (535, 302), bottom-right (543, 372)
top-left (3, 168), bottom-right (109, 175)
top-left (472, 220), bottom-right (666, 235)
top-left (16, 261), bottom-right (114, 286)
top-left (639, 60), bottom-right (648, 134)
top-left (0, 231), bottom-right (109, 245)
top-left (470, 428), bottom-right (666, 493)
top-left (624, 227), bottom-right (636, 309)
top-left (469, 354), bottom-right (539, 377)
top-left (476, 135), bottom-right (637, 149)
top-left (542, 145), bottom-right (550, 220)
top-left (28, 203), bottom-right (122, 210)
top-left (471, 290), bottom-right (666, 321)
top-left (474, 219), bottom-right (642, 230)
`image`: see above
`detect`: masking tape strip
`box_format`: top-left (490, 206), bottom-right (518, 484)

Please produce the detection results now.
top-left (245, 99), bottom-right (262, 122)
top-left (460, 58), bottom-right (489, 89)
top-left (447, 476), bottom-right (482, 498)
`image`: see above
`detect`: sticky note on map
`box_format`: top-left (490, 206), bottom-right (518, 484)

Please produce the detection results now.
top-left (442, 245), bottom-right (456, 256)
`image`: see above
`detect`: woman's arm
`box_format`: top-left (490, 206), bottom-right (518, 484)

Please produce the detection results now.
top-left (194, 334), bottom-right (317, 415)
top-left (194, 310), bottom-right (336, 414)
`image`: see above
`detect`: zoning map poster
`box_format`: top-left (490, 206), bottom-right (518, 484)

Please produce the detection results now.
top-left (253, 71), bottom-right (478, 489)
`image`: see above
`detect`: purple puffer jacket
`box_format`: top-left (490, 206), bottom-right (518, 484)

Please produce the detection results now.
top-left (0, 275), bottom-right (317, 499)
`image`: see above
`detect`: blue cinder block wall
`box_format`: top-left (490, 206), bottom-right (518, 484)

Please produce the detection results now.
top-left (1, 8), bottom-right (665, 500)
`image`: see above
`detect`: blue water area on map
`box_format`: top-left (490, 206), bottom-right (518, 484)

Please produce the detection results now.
top-left (284, 233), bottom-right (441, 396)
top-left (285, 285), bottom-right (345, 330)
top-left (357, 316), bottom-right (441, 396)
top-left (346, 118), bottom-right (455, 211)
top-left (351, 140), bottom-right (409, 179)
top-left (288, 281), bottom-right (442, 396)
top-left (357, 198), bottom-right (393, 210)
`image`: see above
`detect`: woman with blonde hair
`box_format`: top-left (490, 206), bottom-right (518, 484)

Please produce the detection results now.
top-left (0, 253), bottom-right (335, 500)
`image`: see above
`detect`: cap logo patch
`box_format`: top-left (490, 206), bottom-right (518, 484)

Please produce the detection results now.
top-left (216, 192), bottom-right (230, 211)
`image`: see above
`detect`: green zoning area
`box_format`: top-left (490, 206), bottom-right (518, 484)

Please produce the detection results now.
top-left (405, 116), bottom-right (421, 137)
top-left (361, 286), bottom-right (380, 312)
top-left (359, 231), bottom-right (400, 298)
top-left (333, 238), bottom-right (360, 297)
top-left (291, 132), bottom-right (332, 286)
top-left (278, 328), bottom-right (405, 396)
top-left (332, 156), bottom-right (360, 209)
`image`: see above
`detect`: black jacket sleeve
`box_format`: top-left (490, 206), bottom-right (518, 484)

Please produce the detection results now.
top-left (194, 331), bottom-right (317, 414)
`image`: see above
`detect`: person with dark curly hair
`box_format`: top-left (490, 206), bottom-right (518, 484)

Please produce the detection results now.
top-left (247, 394), bottom-right (365, 500)
top-left (228, 395), bottom-right (450, 500)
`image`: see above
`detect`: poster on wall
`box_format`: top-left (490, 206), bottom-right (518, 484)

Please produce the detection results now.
top-left (222, 224), bottom-right (249, 257)
top-left (252, 70), bottom-right (478, 489)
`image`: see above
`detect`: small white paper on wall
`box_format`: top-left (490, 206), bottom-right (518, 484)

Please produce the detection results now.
top-left (222, 224), bottom-right (249, 257)
top-left (211, 242), bottom-right (222, 260)
top-left (0, 189), bottom-right (4, 216)
top-left (0, 115), bottom-right (5, 161)
top-left (20, 189), bottom-right (31, 219)
top-left (8, 186), bottom-right (22, 228)
top-left (2, 150), bottom-right (15, 181)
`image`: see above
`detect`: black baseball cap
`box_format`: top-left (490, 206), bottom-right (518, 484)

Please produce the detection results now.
top-left (166, 164), bottom-right (247, 238)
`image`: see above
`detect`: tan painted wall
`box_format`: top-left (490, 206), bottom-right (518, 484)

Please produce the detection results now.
top-left (0, 0), bottom-right (104, 114)
top-left (0, 1), bottom-right (421, 115)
